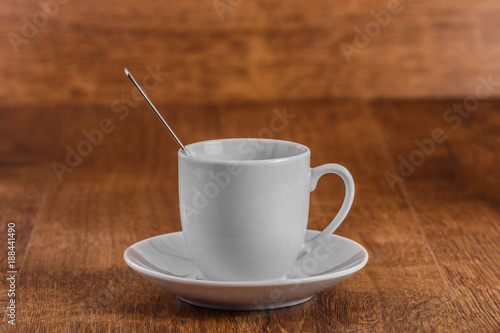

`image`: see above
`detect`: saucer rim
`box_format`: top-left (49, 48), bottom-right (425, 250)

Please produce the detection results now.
top-left (124, 230), bottom-right (369, 287)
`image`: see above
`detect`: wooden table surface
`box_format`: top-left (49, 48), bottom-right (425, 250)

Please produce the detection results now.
top-left (1, 99), bottom-right (499, 332)
top-left (2, 1), bottom-right (500, 331)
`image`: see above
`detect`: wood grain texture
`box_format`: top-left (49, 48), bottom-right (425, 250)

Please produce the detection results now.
top-left (370, 100), bottom-right (500, 332)
top-left (1, 0), bottom-right (500, 108)
top-left (1, 100), bottom-right (499, 331)
top-left (0, 108), bottom-right (62, 320)
top-left (2, 0), bottom-right (500, 330)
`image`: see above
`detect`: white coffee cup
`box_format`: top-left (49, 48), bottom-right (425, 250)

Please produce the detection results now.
top-left (178, 138), bottom-right (354, 282)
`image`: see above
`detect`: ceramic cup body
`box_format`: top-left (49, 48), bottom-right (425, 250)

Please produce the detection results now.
top-left (179, 138), bottom-right (354, 282)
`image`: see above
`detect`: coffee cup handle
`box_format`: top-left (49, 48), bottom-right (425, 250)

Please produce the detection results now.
top-left (299, 164), bottom-right (355, 257)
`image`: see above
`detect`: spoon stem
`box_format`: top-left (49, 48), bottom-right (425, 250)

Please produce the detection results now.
top-left (124, 68), bottom-right (191, 156)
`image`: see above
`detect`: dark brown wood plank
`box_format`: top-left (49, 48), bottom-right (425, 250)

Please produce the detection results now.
top-left (0, 107), bottom-right (64, 328)
top-left (369, 100), bottom-right (500, 332)
top-left (1, 101), bottom-right (475, 331)
top-left (2, 0), bottom-right (499, 329)
top-left (1, 0), bottom-right (500, 108)
top-left (0, 164), bottom-right (51, 324)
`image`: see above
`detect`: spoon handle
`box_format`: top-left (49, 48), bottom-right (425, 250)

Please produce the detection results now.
top-left (124, 68), bottom-right (191, 156)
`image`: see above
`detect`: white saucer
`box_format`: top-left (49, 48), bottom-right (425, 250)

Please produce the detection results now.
top-left (124, 230), bottom-right (368, 310)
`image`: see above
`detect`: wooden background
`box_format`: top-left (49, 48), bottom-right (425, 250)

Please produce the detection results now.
top-left (1, 0), bottom-right (500, 108)
top-left (1, 0), bottom-right (500, 331)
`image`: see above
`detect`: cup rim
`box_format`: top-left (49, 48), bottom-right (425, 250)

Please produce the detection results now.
top-left (178, 138), bottom-right (310, 164)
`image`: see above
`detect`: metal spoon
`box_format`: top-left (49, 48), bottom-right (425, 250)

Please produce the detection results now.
top-left (124, 68), bottom-right (191, 156)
